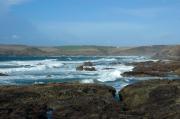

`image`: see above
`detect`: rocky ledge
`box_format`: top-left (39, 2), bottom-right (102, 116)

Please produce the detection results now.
top-left (123, 61), bottom-right (180, 77)
top-left (0, 83), bottom-right (121, 119)
top-left (119, 79), bottom-right (180, 119)
top-left (0, 80), bottom-right (180, 119)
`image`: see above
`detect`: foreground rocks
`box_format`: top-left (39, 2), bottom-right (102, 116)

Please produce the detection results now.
top-left (0, 79), bottom-right (180, 119)
top-left (76, 62), bottom-right (96, 71)
top-left (0, 83), bottom-right (122, 119)
top-left (119, 79), bottom-right (180, 119)
top-left (123, 61), bottom-right (180, 77)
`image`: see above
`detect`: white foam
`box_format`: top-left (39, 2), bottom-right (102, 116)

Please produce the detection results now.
top-left (0, 59), bottom-right (64, 74)
top-left (80, 79), bottom-right (94, 83)
top-left (91, 58), bottom-right (117, 63)
top-left (34, 81), bottom-right (45, 84)
top-left (97, 70), bottom-right (122, 82)
top-left (97, 65), bottom-right (134, 82)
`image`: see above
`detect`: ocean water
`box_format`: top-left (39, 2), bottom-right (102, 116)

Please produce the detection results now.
top-left (0, 56), bottom-right (158, 91)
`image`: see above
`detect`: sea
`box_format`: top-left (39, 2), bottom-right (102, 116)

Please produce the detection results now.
top-left (0, 55), bottom-right (164, 91)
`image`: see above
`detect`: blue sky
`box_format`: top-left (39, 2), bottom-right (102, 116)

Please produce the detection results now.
top-left (0, 0), bottom-right (180, 46)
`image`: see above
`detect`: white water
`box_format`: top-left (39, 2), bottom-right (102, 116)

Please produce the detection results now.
top-left (0, 56), bottom-right (158, 90)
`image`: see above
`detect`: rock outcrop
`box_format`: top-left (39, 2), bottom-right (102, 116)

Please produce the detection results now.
top-left (0, 83), bottom-right (121, 119)
top-left (119, 79), bottom-right (180, 119)
top-left (123, 61), bottom-right (180, 77)
top-left (1, 79), bottom-right (180, 119)
top-left (76, 62), bottom-right (96, 71)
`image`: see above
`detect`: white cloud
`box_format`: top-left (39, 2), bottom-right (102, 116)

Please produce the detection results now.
top-left (0, 0), bottom-right (29, 13)
top-left (12, 34), bottom-right (20, 39)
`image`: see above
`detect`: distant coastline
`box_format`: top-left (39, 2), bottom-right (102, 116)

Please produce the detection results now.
top-left (0, 44), bottom-right (179, 60)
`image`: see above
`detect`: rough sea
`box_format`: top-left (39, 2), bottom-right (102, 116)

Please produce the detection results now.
top-left (0, 56), bottom-right (158, 91)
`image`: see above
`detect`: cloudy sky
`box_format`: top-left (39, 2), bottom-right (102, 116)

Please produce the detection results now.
top-left (0, 0), bottom-right (180, 46)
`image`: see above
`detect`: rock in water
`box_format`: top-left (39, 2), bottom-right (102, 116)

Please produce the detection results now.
top-left (76, 62), bottom-right (96, 71)
top-left (83, 61), bottom-right (94, 66)
top-left (119, 79), bottom-right (180, 119)
top-left (76, 65), bottom-right (84, 71)
top-left (0, 73), bottom-right (8, 76)
top-left (123, 61), bottom-right (180, 77)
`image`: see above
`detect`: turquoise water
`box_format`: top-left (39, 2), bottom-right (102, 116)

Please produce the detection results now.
top-left (0, 55), bottom-right (159, 90)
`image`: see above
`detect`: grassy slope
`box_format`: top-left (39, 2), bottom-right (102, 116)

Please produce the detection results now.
top-left (0, 44), bottom-right (179, 59)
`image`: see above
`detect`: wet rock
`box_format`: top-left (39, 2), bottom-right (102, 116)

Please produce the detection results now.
top-left (83, 66), bottom-right (96, 71)
top-left (123, 61), bottom-right (180, 77)
top-left (76, 65), bottom-right (84, 71)
top-left (119, 79), bottom-right (180, 119)
top-left (0, 73), bottom-right (8, 76)
top-left (175, 68), bottom-right (180, 75)
top-left (103, 68), bottom-right (115, 70)
top-left (83, 62), bottom-right (94, 66)
top-left (0, 83), bottom-right (122, 119)
top-left (76, 62), bottom-right (96, 71)
top-left (1, 80), bottom-right (180, 119)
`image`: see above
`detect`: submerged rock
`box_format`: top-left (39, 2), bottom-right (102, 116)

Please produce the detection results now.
top-left (119, 79), bottom-right (180, 119)
top-left (76, 62), bottom-right (96, 71)
top-left (0, 73), bottom-right (8, 76)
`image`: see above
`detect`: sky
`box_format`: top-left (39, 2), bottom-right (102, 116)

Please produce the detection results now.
top-left (0, 0), bottom-right (180, 46)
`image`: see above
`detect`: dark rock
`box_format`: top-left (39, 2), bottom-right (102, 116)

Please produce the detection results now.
top-left (119, 79), bottom-right (180, 119)
top-left (1, 80), bottom-right (180, 119)
top-left (83, 62), bottom-right (94, 66)
top-left (123, 61), bottom-right (180, 77)
top-left (0, 83), bottom-right (123, 119)
top-left (103, 68), bottom-right (115, 70)
top-left (83, 66), bottom-right (96, 71)
top-left (0, 73), bottom-right (8, 76)
top-left (76, 65), bottom-right (84, 71)
top-left (76, 62), bottom-right (96, 71)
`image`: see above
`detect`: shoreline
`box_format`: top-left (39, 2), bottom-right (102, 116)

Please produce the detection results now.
top-left (0, 79), bottom-right (179, 118)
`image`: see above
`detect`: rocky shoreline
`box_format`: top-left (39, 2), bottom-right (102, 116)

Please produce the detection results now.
top-left (119, 79), bottom-right (180, 119)
top-left (0, 79), bottom-right (180, 119)
top-left (122, 60), bottom-right (180, 77)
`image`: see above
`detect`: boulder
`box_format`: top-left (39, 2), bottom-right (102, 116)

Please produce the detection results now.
top-left (76, 65), bottom-right (84, 71)
top-left (119, 79), bottom-right (180, 119)
top-left (0, 73), bottom-right (8, 76)
top-left (82, 66), bottom-right (96, 71)
top-left (76, 62), bottom-right (96, 71)
top-left (83, 61), bottom-right (94, 66)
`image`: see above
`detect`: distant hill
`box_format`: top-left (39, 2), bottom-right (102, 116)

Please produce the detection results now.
top-left (153, 45), bottom-right (180, 60)
top-left (0, 44), bottom-right (179, 60)
top-left (0, 44), bottom-right (46, 56)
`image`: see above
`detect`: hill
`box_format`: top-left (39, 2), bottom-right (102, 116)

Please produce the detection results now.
top-left (0, 44), bottom-right (179, 60)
